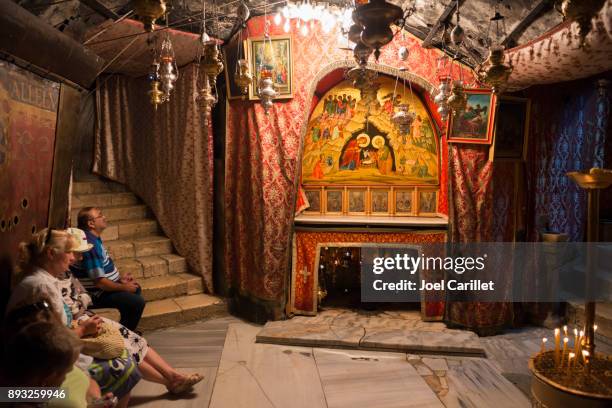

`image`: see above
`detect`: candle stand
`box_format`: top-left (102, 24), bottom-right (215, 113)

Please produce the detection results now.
top-left (529, 168), bottom-right (612, 407)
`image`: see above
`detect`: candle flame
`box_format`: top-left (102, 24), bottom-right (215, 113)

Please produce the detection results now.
top-left (579, 330), bottom-right (584, 337)
top-left (569, 352), bottom-right (575, 358)
top-left (594, 324), bottom-right (598, 332)
top-left (582, 350), bottom-right (590, 357)
top-left (563, 337), bottom-right (569, 343)
top-left (542, 337), bottom-right (547, 342)
top-left (574, 328), bottom-right (578, 336)
top-left (555, 328), bottom-right (560, 334)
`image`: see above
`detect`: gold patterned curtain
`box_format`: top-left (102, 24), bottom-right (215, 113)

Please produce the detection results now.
top-left (94, 64), bottom-right (213, 292)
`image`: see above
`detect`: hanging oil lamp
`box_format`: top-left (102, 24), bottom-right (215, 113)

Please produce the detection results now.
top-left (475, 5), bottom-right (512, 94)
top-left (158, 36), bottom-right (178, 101)
top-left (258, 68), bottom-right (277, 114)
top-left (148, 80), bottom-right (164, 108)
top-left (351, 0), bottom-right (405, 61)
top-left (447, 80), bottom-right (468, 116)
top-left (234, 59), bottom-right (252, 95)
top-left (392, 104), bottom-right (416, 135)
top-left (199, 75), bottom-right (217, 122)
top-left (450, 0), bottom-right (464, 46)
top-left (476, 46), bottom-right (512, 94)
top-left (201, 42), bottom-right (224, 96)
top-left (434, 78), bottom-right (452, 120)
top-left (146, 60), bottom-right (164, 109)
top-left (134, 0), bottom-right (167, 32)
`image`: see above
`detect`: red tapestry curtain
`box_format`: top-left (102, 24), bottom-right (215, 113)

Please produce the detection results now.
top-left (94, 64), bottom-right (214, 292)
top-left (224, 17), bottom-right (469, 312)
top-left (445, 146), bottom-right (514, 333)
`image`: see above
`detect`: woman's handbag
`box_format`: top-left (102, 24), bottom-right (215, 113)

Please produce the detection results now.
top-left (77, 320), bottom-right (125, 360)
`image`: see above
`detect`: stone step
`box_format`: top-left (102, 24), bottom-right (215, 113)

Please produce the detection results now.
top-left (138, 293), bottom-right (225, 332)
top-left (70, 204), bottom-right (150, 225)
top-left (102, 204), bottom-right (149, 222)
top-left (114, 254), bottom-right (188, 279)
top-left (105, 235), bottom-right (173, 261)
top-left (72, 192), bottom-right (139, 210)
top-left (140, 273), bottom-right (204, 301)
top-left (73, 180), bottom-right (128, 195)
top-left (567, 301), bottom-right (612, 345)
top-left (100, 219), bottom-right (159, 241)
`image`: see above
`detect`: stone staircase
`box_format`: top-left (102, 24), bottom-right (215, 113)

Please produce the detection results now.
top-left (71, 174), bottom-right (225, 331)
top-left (567, 301), bottom-right (612, 348)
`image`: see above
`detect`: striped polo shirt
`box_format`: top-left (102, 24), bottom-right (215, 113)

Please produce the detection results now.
top-left (70, 230), bottom-right (120, 296)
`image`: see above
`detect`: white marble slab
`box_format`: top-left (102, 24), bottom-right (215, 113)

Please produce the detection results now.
top-left (256, 310), bottom-right (485, 356)
top-left (209, 323), bottom-right (327, 408)
top-left (313, 348), bottom-right (443, 408)
top-left (439, 358), bottom-right (530, 408)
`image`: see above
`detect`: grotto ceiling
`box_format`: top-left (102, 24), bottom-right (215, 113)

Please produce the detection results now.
top-left (5, 1), bottom-right (576, 77)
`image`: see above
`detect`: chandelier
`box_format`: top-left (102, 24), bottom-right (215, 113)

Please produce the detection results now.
top-left (274, 1), bottom-right (353, 35)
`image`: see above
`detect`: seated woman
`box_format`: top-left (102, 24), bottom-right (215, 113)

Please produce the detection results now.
top-left (7, 228), bottom-right (203, 396)
top-left (2, 300), bottom-right (118, 408)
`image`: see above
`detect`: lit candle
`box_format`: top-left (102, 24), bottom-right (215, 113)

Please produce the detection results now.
top-left (594, 324), bottom-right (598, 333)
top-left (582, 350), bottom-right (590, 371)
top-left (568, 352), bottom-right (575, 373)
top-left (562, 337), bottom-right (569, 366)
top-left (573, 328), bottom-right (580, 357)
top-left (554, 328), bottom-right (561, 365)
top-left (540, 337), bottom-right (547, 353)
top-left (563, 325), bottom-right (568, 337)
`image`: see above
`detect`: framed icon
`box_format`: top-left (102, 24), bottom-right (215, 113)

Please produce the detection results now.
top-left (245, 35), bottom-right (293, 100)
top-left (347, 189), bottom-right (366, 214)
top-left (325, 189), bottom-right (343, 214)
top-left (447, 89), bottom-right (497, 145)
top-left (394, 189), bottom-right (414, 215)
top-left (370, 189), bottom-right (390, 215)
top-left (304, 189), bottom-right (322, 213)
top-left (418, 190), bottom-right (437, 215)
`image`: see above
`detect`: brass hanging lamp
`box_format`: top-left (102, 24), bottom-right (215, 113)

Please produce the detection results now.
top-left (475, 2), bottom-right (512, 94)
top-left (233, 2), bottom-right (253, 95)
top-left (134, 0), bottom-right (167, 32)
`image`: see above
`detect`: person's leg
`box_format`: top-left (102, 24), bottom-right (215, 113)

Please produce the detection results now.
top-left (138, 360), bottom-right (169, 386)
top-left (93, 289), bottom-right (145, 331)
top-left (143, 347), bottom-right (182, 381)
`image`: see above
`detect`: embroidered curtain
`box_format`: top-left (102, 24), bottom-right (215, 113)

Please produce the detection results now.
top-left (94, 64), bottom-right (214, 292)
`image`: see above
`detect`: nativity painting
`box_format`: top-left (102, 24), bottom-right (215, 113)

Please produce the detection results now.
top-left (301, 76), bottom-right (439, 186)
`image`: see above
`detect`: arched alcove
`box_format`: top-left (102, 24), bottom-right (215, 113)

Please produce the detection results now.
top-left (297, 64), bottom-right (441, 217)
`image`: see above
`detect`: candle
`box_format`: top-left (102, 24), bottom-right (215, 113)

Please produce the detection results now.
top-left (594, 324), bottom-right (598, 333)
top-left (562, 337), bottom-right (569, 366)
top-left (573, 328), bottom-right (580, 357)
top-left (540, 337), bottom-right (547, 353)
top-left (554, 328), bottom-right (561, 365)
top-left (563, 325), bottom-right (568, 337)
top-left (582, 350), bottom-right (590, 371)
top-left (568, 352), bottom-right (575, 373)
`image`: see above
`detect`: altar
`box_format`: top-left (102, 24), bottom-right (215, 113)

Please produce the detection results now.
top-left (289, 214), bottom-right (449, 320)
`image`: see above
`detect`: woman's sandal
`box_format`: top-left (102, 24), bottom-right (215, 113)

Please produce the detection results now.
top-left (167, 373), bottom-right (204, 395)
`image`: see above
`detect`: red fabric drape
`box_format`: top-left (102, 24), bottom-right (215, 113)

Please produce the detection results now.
top-left (224, 17), bottom-right (473, 309)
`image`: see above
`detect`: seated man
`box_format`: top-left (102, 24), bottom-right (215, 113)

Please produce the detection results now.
top-left (70, 207), bottom-right (145, 331)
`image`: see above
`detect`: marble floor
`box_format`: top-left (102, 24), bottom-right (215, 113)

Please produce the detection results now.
top-left (128, 311), bottom-right (612, 407)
